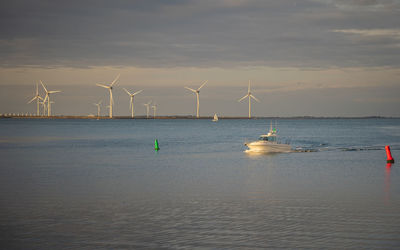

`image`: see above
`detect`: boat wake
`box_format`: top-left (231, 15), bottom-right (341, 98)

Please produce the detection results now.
top-left (293, 144), bottom-right (400, 153)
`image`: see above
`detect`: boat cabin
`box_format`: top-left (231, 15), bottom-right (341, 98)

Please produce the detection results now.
top-left (258, 134), bottom-right (277, 142)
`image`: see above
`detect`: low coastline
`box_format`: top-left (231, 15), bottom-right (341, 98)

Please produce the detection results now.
top-left (0, 115), bottom-right (397, 120)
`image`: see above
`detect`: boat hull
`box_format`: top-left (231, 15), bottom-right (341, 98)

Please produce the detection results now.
top-left (245, 141), bottom-right (292, 153)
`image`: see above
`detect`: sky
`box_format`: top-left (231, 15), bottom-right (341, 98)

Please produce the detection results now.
top-left (0, 0), bottom-right (399, 117)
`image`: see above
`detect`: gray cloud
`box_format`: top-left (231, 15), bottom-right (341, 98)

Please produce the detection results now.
top-left (0, 0), bottom-right (399, 68)
top-left (332, 0), bottom-right (398, 7)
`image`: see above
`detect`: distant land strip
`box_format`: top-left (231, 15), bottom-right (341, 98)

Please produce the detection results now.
top-left (0, 115), bottom-right (398, 119)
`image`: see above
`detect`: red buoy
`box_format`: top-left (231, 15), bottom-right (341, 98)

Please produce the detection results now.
top-left (385, 145), bottom-right (394, 163)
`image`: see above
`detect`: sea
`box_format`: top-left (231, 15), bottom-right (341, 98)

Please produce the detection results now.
top-left (0, 118), bottom-right (399, 249)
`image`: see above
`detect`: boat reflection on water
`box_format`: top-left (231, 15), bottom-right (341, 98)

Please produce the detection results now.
top-left (244, 123), bottom-right (292, 154)
top-left (244, 150), bottom-right (287, 157)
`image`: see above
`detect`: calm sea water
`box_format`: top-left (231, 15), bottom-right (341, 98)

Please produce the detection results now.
top-left (0, 118), bottom-right (400, 249)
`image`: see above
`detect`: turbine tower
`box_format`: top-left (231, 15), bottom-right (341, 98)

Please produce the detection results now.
top-left (94, 100), bottom-right (102, 117)
top-left (41, 80), bottom-right (61, 117)
top-left (28, 83), bottom-right (43, 116)
top-left (152, 102), bottom-right (157, 118)
top-left (96, 74), bottom-right (120, 118)
top-left (49, 101), bottom-right (55, 114)
top-left (39, 101), bottom-right (47, 116)
top-left (184, 80), bottom-right (208, 118)
top-left (123, 88), bottom-right (143, 118)
top-left (143, 101), bottom-right (151, 118)
top-left (238, 80), bottom-right (259, 118)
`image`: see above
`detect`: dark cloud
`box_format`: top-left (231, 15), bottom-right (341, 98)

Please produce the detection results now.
top-left (337, 0), bottom-right (380, 6)
top-left (0, 0), bottom-right (399, 68)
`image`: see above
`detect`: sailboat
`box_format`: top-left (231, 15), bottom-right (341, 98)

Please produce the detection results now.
top-left (212, 113), bottom-right (218, 122)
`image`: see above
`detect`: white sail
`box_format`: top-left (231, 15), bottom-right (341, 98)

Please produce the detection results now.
top-left (213, 113), bottom-right (218, 122)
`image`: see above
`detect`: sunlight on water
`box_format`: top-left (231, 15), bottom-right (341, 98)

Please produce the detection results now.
top-left (0, 118), bottom-right (400, 248)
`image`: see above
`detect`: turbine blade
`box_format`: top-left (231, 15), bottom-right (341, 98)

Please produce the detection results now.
top-left (133, 90), bottom-right (143, 96)
top-left (197, 80), bottom-right (208, 91)
top-left (48, 90), bottom-right (61, 94)
top-left (238, 94), bottom-right (248, 102)
top-left (96, 83), bottom-right (109, 89)
top-left (40, 80), bottom-right (48, 92)
top-left (250, 94), bottom-right (260, 102)
top-left (28, 96), bottom-right (37, 104)
top-left (110, 74), bottom-right (120, 87)
top-left (185, 87), bottom-right (197, 93)
top-left (123, 88), bottom-right (131, 95)
top-left (43, 95), bottom-right (48, 103)
top-left (248, 80), bottom-right (251, 93)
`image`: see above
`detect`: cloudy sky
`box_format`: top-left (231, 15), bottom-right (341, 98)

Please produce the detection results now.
top-left (0, 0), bottom-right (399, 116)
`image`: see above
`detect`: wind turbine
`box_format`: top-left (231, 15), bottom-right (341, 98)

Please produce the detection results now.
top-left (143, 101), bottom-right (152, 118)
top-left (94, 100), bottom-right (102, 117)
top-left (96, 74), bottom-right (120, 118)
top-left (152, 102), bottom-right (157, 118)
top-left (123, 88), bottom-right (143, 118)
top-left (184, 80), bottom-right (208, 118)
top-left (238, 80), bottom-right (259, 118)
top-left (28, 83), bottom-right (43, 116)
top-left (41, 80), bottom-right (61, 117)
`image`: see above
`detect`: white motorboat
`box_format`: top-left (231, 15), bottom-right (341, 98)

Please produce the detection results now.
top-left (245, 124), bottom-right (292, 153)
top-left (212, 113), bottom-right (218, 122)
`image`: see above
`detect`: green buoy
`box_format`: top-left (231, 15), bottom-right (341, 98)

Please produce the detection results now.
top-left (154, 139), bottom-right (160, 151)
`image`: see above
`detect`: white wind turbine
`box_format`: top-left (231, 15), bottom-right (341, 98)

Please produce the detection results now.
top-left (41, 80), bottom-right (61, 117)
top-left (28, 83), bottom-right (43, 116)
top-left (185, 80), bottom-right (208, 118)
top-left (151, 102), bottom-right (157, 118)
top-left (94, 100), bottom-right (102, 117)
top-left (238, 80), bottom-right (259, 118)
top-left (143, 101), bottom-right (152, 118)
top-left (123, 88), bottom-right (143, 118)
top-left (96, 74), bottom-right (120, 118)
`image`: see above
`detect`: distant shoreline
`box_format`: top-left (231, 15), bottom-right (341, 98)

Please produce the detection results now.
top-left (0, 115), bottom-right (398, 120)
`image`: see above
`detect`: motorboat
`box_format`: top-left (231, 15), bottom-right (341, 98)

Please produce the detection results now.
top-left (212, 113), bottom-right (218, 122)
top-left (245, 124), bottom-right (292, 153)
